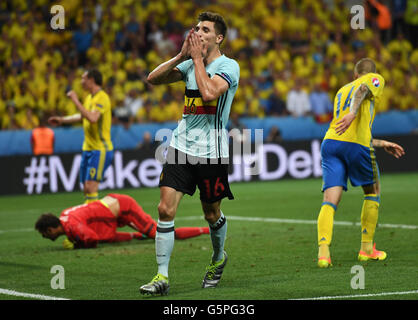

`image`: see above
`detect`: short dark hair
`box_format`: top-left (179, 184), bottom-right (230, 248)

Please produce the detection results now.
top-left (87, 69), bottom-right (103, 86)
top-left (198, 12), bottom-right (227, 43)
top-left (354, 58), bottom-right (376, 75)
top-left (35, 213), bottom-right (61, 233)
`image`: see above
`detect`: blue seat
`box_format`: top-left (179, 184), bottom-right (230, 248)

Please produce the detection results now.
top-left (54, 127), bottom-right (84, 153)
top-left (373, 111), bottom-right (415, 136)
top-left (0, 130), bottom-right (32, 155)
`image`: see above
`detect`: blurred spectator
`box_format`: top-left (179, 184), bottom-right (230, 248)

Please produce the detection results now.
top-left (124, 88), bottom-right (144, 118)
top-left (115, 25), bottom-right (130, 52)
top-left (395, 84), bottom-right (415, 111)
top-left (286, 80), bottom-right (311, 117)
top-left (265, 126), bottom-right (282, 144)
top-left (113, 97), bottom-right (132, 129)
top-left (392, 0), bottom-right (407, 39)
top-left (404, 0), bottom-right (418, 48)
top-left (14, 80), bottom-right (35, 112)
top-left (165, 11), bottom-right (184, 52)
top-left (136, 131), bottom-right (155, 152)
top-left (156, 29), bottom-right (177, 57)
top-left (266, 86), bottom-right (287, 117)
top-left (31, 113), bottom-right (54, 155)
top-left (257, 70), bottom-right (273, 91)
top-left (309, 82), bottom-right (333, 123)
top-left (136, 99), bottom-right (154, 123)
top-left (10, 47), bottom-right (23, 73)
top-left (20, 107), bottom-right (39, 130)
top-left (387, 32), bottom-right (412, 70)
top-left (228, 112), bottom-right (247, 144)
top-left (288, 31), bottom-right (310, 56)
top-left (147, 19), bottom-right (164, 48)
top-left (93, 0), bottom-right (103, 27)
top-left (246, 90), bottom-right (265, 118)
top-left (2, 101), bottom-right (19, 130)
top-left (149, 97), bottom-right (177, 123)
top-left (72, 20), bottom-right (93, 65)
top-left (126, 12), bottom-right (140, 33)
top-left (367, 0), bottom-right (392, 44)
top-left (0, 0), bottom-right (416, 139)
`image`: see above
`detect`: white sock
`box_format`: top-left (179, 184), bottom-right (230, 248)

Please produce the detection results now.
top-left (155, 220), bottom-right (175, 278)
top-left (209, 211), bottom-right (227, 263)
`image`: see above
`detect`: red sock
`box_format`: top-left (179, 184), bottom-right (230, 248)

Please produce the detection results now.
top-left (111, 232), bottom-right (133, 242)
top-left (112, 232), bottom-right (144, 242)
top-left (175, 227), bottom-right (209, 239)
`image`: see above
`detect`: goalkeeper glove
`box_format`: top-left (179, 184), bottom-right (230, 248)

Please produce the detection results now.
top-left (63, 238), bottom-right (74, 250)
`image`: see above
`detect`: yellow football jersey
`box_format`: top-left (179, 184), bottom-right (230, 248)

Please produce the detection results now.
top-left (82, 90), bottom-right (113, 151)
top-left (323, 73), bottom-right (385, 147)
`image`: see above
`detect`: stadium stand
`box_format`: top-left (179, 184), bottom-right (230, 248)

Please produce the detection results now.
top-left (0, 0), bottom-right (417, 154)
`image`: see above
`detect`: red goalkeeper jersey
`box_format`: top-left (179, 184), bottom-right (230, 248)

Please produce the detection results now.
top-left (59, 201), bottom-right (117, 248)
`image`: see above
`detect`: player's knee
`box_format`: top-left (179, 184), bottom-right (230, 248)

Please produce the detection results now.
top-left (362, 183), bottom-right (380, 196)
top-left (322, 186), bottom-right (343, 206)
top-left (203, 208), bottom-right (220, 225)
top-left (157, 202), bottom-right (176, 221)
top-left (201, 201), bottom-right (221, 224)
top-left (375, 182), bottom-right (381, 195)
top-left (84, 181), bottom-right (99, 194)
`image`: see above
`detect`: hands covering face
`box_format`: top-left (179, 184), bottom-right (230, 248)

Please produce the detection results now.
top-left (180, 28), bottom-right (207, 60)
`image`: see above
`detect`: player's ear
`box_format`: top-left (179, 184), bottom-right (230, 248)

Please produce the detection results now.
top-left (216, 34), bottom-right (224, 45)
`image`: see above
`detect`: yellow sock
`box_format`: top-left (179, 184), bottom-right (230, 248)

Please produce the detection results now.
top-left (84, 192), bottom-right (99, 204)
top-left (318, 244), bottom-right (330, 259)
top-left (361, 194), bottom-right (380, 244)
top-left (317, 202), bottom-right (337, 247)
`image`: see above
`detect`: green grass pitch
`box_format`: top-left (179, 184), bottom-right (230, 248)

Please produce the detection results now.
top-left (0, 173), bottom-right (417, 300)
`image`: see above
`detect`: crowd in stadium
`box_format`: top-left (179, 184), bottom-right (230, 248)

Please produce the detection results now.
top-left (0, 0), bottom-right (417, 131)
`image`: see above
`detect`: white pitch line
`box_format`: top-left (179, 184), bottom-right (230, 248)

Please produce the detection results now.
top-left (290, 289), bottom-right (418, 300)
top-left (1, 216), bottom-right (417, 235)
top-left (0, 228), bottom-right (34, 234)
top-left (176, 215), bottom-right (418, 230)
top-left (0, 288), bottom-right (70, 300)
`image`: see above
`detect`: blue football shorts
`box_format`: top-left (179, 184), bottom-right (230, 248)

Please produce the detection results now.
top-left (80, 150), bottom-right (114, 184)
top-left (321, 139), bottom-right (380, 191)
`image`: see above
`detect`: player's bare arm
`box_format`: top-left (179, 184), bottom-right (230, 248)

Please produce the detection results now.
top-left (48, 113), bottom-right (82, 126)
top-left (147, 29), bottom-right (193, 85)
top-left (189, 31), bottom-right (228, 102)
top-left (372, 139), bottom-right (405, 159)
top-left (336, 84), bottom-right (370, 135)
top-left (67, 90), bottom-right (101, 123)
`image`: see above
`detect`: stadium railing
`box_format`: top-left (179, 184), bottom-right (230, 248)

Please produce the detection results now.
top-left (0, 110), bottom-right (417, 157)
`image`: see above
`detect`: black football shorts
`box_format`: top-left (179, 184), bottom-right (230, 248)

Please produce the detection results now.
top-left (158, 147), bottom-right (234, 203)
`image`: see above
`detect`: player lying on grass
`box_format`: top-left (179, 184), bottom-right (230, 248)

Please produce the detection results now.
top-left (35, 194), bottom-right (209, 249)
